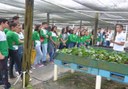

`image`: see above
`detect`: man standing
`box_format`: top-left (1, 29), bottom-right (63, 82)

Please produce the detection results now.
top-left (0, 18), bottom-right (11, 89)
top-left (6, 22), bottom-right (23, 78)
top-left (111, 24), bottom-right (125, 52)
top-left (40, 22), bottom-right (49, 65)
top-left (12, 16), bottom-right (20, 24)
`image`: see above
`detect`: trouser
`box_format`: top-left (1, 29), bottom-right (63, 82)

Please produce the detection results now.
top-left (106, 41), bottom-right (110, 47)
top-left (48, 42), bottom-right (56, 62)
top-left (15, 45), bottom-right (23, 71)
top-left (59, 43), bottom-right (66, 49)
top-left (68, 42), bottom-right (76, 48)
top-left (77, 43), bottom-right (85, 47)
top-left (42, 43), bottom-right (48, 62)
top-left (34, 45), bottom-right (43, 64)
top-left (0, 57), bottom-right (10, 88)
top-left (9, 49), bottom-right (21, 76)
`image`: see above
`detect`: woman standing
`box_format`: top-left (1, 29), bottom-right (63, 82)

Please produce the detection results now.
top-left (59, 28), bottom-right (68, 49)
top-left (32, 25), bottom-right (44, 68)
top-left (48, 26), bottom-right (59, 63)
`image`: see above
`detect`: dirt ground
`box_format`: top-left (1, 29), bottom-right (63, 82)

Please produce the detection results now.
top-left (33, 72), bottom-right (128, 89)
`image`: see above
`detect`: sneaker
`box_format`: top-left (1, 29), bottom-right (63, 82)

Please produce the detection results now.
top-left (15, 71), bottom-right (19, 76)
top-left (38, 64), bottom-right (44, 68)
top-left (43, 61), bottom-right (47, 66)
top-left (50, 61), bottom-right (54, 64)
top-left (29, 78), bottom-right (32, 81)
top-left (31, 66), bottom-right (36, 69)
top-left (29, 70), bottom-right (33, 74)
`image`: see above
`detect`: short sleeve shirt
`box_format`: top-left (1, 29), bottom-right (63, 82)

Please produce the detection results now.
top-left (113, 32), bottom-right (125, 52)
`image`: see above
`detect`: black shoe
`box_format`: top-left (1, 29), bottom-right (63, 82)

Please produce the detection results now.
top-left (43, 61), bottom-right (47, 66)
top-left (10, 75), bottom-right (16, 79)
top-left (4, 82), bottom-right (11, 89)
top-left (0, 81), bottom-right (3, 85)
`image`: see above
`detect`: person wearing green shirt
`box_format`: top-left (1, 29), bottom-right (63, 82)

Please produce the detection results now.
top-left (0, 18), bottom-right (11, 89)
top-left (40, 22), bottom-right (49, 65)
top-left (77, 30), bottom-right (85, 47)
top-left (85, 31), bottom-right (92, 46)
top-left (6, 22), bottom-right (23, 78)
top-left (48, 26), bottom-right (59, 63)
top-left (32, 25), bottom-right (44, 68)
top-left (59, 28), bottom-right (68, 49)
top-left (67, 29), bottom-right (78, 48)
top-left (4, 28), bottom-right (10, 34)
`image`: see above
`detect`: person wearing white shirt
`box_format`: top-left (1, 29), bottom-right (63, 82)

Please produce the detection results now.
top-left (106, 30), bottom-right (113, 47)
top-left (111, 24), bottom-right (125, 52)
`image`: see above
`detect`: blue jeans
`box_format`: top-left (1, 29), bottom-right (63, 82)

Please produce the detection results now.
top-left (59, 43), bottom-right (66, 49)
top-left (77, 43), bottom-right (84, 47)
top-left (106, 41), bottom-right (110, 47)
top-left (42, 43), bottom-right (48, 62)
top-left (68, 42), bottom-right (76, 48)
top-left (34, 45), bottom-right (43, 64)
top-left (15, 45), bottom-right (23, 71)
top-left (48, 42), bottom-right (56, 62)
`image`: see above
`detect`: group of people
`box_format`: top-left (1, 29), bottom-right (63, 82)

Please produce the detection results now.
top-left (0, 16), bottom-right (23, 89)
top-left (0, 16), bottom-right (93, 89)
top-left (32, 23), bottom-right (93, 68)
top-left (0, 14), bottom-right (126, 89)
top-left (96, 28), bottom-right (113, 47)
top-left (96, 24), bottom-right (126, 52)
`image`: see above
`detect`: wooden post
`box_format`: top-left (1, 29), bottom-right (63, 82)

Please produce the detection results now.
top-left (22, 0), bottom-right (34, 87)
top-left (93, 13), bottom-right (99, 45)
top-left (47, 13), bottom-right (50, 25)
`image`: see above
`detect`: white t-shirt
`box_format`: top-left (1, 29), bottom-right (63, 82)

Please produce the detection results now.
top-left (106, 32), bottom-right (113, 41)
top-left (18, 32), bottom-right (24, 40)
top-left (0, 31), bottom-right (6, 41)
top-left (42, 29), bottom-right (47, 35)
top-left (113, 31), bottom-right (125, 52)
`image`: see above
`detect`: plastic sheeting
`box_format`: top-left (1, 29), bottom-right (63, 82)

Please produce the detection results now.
top-left (0, 0), bottom-right (127, 26)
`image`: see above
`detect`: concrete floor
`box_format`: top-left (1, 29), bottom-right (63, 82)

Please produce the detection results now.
top-left (0, 63), bottom-right (70, 89)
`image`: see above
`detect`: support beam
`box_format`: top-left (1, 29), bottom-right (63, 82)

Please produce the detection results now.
top-left (16, 13), bottom-right (19, 16)
top-left (22, 0), bottom-right (34, 87)
top-left (54, 64), bottom-right (58, 81)
top-left (47, 13), bottom-right (50, 25)
top-left (80, 20), bottom-right (82, 29)
top-left (93, 13), bottom-right (99, 45)
top-left (95, 75), bottom-right (102, 89)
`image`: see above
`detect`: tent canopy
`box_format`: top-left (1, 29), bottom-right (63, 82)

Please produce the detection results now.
top-left (0, 0), bottom-right (128, 28)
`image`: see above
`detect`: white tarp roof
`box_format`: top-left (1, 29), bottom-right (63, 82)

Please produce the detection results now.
top-left (0, 0), bottom-right (128, 27)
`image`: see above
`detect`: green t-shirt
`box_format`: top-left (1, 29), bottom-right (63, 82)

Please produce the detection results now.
top-left (78, 36), bottom-right (86, 43)
top-left (32, 31), bottom-right (40, 46)
top-left (0, 31), bottom-right (8, 56)
top-left (59, 34), bottom-right (68, 44)
top-left (84, 35), bottom-right (91, 45)
top-left (32, 31), bottom-right (40, 41)
top-left (67, 34), bottom-right (78, 43)
top-left (40, 29), bottom-right (48, 44)
top-left (48, 31), bottom-right (58, 42)
top-left (6, 30), bottom-right (20, 50)
top-left (4, 28), bottom-right (10, 34)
